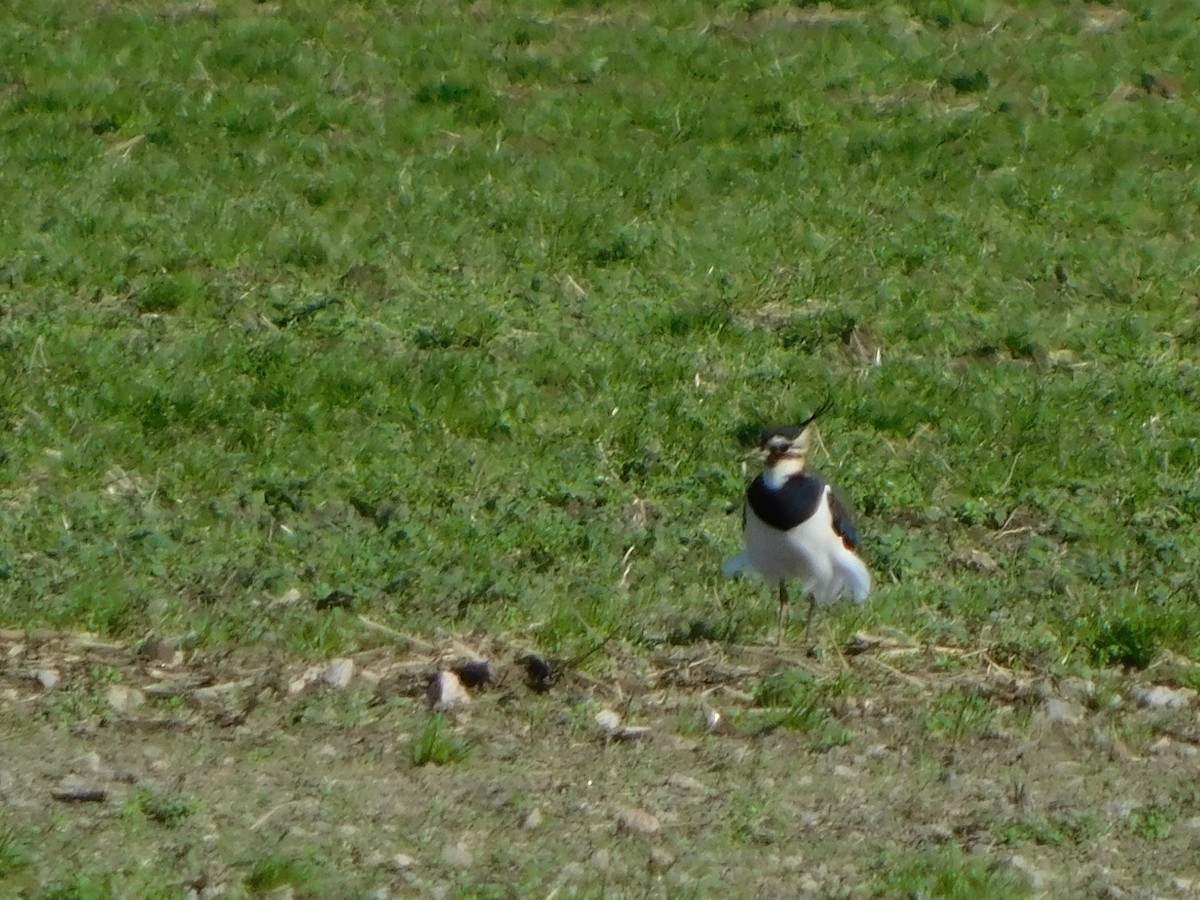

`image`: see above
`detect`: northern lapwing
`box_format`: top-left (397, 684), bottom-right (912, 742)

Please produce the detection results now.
top-left (723, 401), bottom-right (871, 642)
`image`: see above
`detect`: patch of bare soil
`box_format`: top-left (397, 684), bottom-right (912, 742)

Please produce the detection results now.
top-left (2, 628), bottom-right (1199, 897)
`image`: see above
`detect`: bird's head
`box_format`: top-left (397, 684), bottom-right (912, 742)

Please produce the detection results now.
top-left (757, 397), bottom-right (833, 480)
top-left (758, 424), bottom-right (811, 478)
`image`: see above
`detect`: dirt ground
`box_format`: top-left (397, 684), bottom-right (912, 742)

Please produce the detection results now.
top-left (2, 627), bottom-right (1199, 898)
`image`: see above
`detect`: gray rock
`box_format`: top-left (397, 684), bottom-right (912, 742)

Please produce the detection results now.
top-left (1003, 854), bottom-right (1049, 891)
top-left (1042, 697), bottom-right (1085, 725)
top-left (34, 669), bottom-right (61, 690)
top-left (1132, 684), bottom-right (1195, 709)
top-left (441, 841), bottom-right (473, 868)
top-left (107, 684), bottom-right (144, 714)
top-left (617, 808), bottom-right (660, 835)
top-left (666, 773), bottom-right (709, 793)
top-left (52, 775), bottom-right (107, 803)
top-left (520, 808), bottom-right (543, 830)
top-left (323, 658), bottom-right (355, 689)
top-left (427, 671), bottom-right (471, 712)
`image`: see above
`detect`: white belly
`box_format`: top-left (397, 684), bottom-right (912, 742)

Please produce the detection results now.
top-left (729, 485), bottom-right (871, 606)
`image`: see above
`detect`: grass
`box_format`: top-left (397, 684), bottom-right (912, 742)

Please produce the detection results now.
top-left (873, 845), bottom-right (1027, 899)
top-left (411, 713), bottom-right (473, 767)
top-left (2, 0), bottom-right (1200, 670)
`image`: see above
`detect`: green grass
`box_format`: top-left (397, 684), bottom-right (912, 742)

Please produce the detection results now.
top-left (2, 0), bottom-right (1200, 674)
top-left (411, 712), bottom-right (473, 767)
top-left (873, 845), bottom-right (1027, 899)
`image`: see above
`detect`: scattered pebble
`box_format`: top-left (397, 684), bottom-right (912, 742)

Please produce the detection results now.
top-left (107, 685), bottom-right (144, 714)
top-left (73, 752), bottom-right (103, 774)
top-left (391, 853), bottom-right (416, 871)
top-left (617, 808), bottom-right (660, 835)
top-left (649, 847), bottom-right (675, 870)
top-left (34, 669), bottom-right (60, 690)
top-left (1003, 854), bottom-right (1048, 891)
top-left (595, 708), bottom-right (651, 741)
top-left (1041, 697), bottom-right (1085, 726)
top-left (1111, 800), bottom-right (1140, 821)
top-left (276, 588), bottom-right (302, 606)
top-left (441, 841), bottom-right (473, 868)
top-left (1132, 684), bottom-right (1195, 709)
top-left (701, 705), bottom-right (725, 733)
top-left (520, 808), bottom-right (543, 830)
top-left (52, 775), bottom-right (107, 803)
top-left (138, 636), bottom-right (182, 665)
top-left (323, 658), bottom-right (355, 689)
top-left (595, 709), bottom-right (622, 734)
top-left (287, 667), bottom-right (324, 695)
top-left (427, 671), bottom-right (471, 712)
top-left (666, 773), bottom-right (709, 793)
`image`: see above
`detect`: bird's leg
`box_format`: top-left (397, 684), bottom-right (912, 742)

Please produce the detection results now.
top-left (776, 582), bottom-right (788, 646)
top-left (803, 596), bottom-right (817, 647)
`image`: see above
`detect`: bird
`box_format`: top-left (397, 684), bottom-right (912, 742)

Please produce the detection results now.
top-left (723, 401), bottom-right (871, 643)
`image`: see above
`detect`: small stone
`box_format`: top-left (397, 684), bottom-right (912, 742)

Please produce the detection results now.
top-left (52, 775), bottom-right (107, 803)
top-left (520, 808), bottom-right (543, 830)
top-left (595, 709), bottom-right (622, 734)
top-left (34, 669), bottom-right (61, 690)
top-left (138, 637), bottom-right (181, 665)
top-left (1173, 878), bottom-right (1195, 893)
top-left (276, 588), bottom-right (302, 605)
top-left (1132, 684), bottom-right (1195, 709)
top-left (1111, 800), bottom-right (1140, 821)
top-left (833, 765), bottom-right (855, 778)
top-left (1058, 677), bottom-right (1095, 703)
top-left (1042, 697), bottom-right (1085, 725)
top-left (594, 708), bottom-right (649, 741)
top-left (1148, 736), bottom-right (1173, 755)
top-left (617, 808), bottom-right (660, 835)
top-left (287, 666), bottom-right (324, 695)
top-left (107, 685), bottom-right (144, 714)
top-left (1003, 854), bottom-right (1048, 891)
top-left (441, 841), bottom-right (472, 868)
top-left (391, 853), bottom-right (416, 870)
top-left (701, 705), bottom-right (724, 733)
top-left (649, 847), bottom-right (675, 870)
top-left (427, 671), bottom-right (471, 712)
top-left (590, 848), bottom-right (611, 870)
top-left (666, 773), bottom-right (709, 793)
top-left (73, 752), bottom-right (103, 774)
top-left (323, 658), bottom-right (355, 689)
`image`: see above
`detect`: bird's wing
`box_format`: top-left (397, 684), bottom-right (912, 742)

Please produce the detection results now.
top-left (827, 484), bottom-right (861, 551)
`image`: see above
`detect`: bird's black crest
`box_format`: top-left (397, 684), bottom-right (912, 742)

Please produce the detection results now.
top-left (758, 395), bottom-right (834, 447)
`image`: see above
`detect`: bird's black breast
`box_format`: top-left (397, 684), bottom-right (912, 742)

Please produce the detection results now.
top-left (746, 473), bottom-right (863, 550)
top-left (747, 473), bottom-right (825, 532)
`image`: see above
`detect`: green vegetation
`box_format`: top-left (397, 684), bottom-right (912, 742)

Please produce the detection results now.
top-left (922, 685), bottom-right (995, 743)
top-left (412, 712), bottom-right (473, 766)
top-left (127, 786), bottom-right (198, 828)
top-left (873, 845), bottom-right (1026, 899)
top-left (0, 824), bottom-right (31, 879)
top-left (3, 0), bottom-right (1198, 667)
top-left (242, 853), bottom-right (328, 897)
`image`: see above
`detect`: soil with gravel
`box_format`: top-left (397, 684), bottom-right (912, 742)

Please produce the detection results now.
top-left (2, 628), bottom-right (1199, 898)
